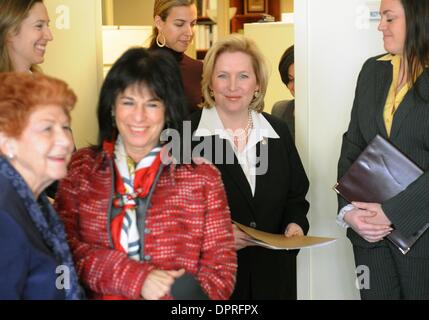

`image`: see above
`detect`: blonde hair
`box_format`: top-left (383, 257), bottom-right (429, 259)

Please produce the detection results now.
top-left (200, 34), bottom-right (269, 112)
top-left (150, 0), bottom-right (196, 47)
top-left (0, 0), bottom-right (44, 72)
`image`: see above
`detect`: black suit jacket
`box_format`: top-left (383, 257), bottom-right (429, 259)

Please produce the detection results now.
top-left (188, 110), bottom-right (309, 299)
top-left (338, 55), bottom-right (429, 257)
top-left (272, 99), bottom-right (295, 141)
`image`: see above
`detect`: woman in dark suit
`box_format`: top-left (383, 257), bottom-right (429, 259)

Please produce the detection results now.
top-left (337, 0), bottom-right (429, 299)
top-left (0, 72), bottom-right (81, 299)
top-left (272, 45), bottom-right (295, 141)
top-left (188, 34), bottom-right (310, 299)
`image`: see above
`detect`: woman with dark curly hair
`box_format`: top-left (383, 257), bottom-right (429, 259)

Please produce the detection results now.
top-left (55, 47), bottom-right (236, 300)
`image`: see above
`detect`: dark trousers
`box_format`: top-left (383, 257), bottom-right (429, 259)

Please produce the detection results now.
top-left (230, 248), bottom-right (297, 300)
top-left (353, 242), bottom-right (429, 299)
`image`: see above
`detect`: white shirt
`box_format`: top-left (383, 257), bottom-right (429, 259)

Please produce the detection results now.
top-left (194, 107), bottom-right (279, 195)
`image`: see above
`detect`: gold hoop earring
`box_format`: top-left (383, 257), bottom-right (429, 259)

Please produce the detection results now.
top-left (156, 33), bottom-right (166, 47)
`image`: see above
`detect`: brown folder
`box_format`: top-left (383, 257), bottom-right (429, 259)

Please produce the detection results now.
top-left (234, 222), bottom-right (336, 250)
top-left (334, 134), bottom-right (429, 254)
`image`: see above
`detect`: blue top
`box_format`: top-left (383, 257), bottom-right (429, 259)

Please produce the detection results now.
top-left (0, 157), bottom-right (81, 300)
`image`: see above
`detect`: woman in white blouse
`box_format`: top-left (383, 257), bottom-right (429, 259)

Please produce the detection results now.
top-left (188, 34), bottom-right (310, 300)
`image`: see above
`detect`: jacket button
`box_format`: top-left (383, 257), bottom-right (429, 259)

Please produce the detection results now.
top-left (144, 228), bottom-right (151, 234)
top-left (144, 255), bottom-right (152, 261)
top-left (250, 222), bottom-right (257, 228)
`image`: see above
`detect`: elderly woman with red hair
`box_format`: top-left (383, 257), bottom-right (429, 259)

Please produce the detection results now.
top-left (0, 72), bottom-right (82, 299)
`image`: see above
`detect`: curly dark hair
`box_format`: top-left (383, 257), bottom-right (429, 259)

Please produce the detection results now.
top-left (96, 47), bottom-right (187, 147)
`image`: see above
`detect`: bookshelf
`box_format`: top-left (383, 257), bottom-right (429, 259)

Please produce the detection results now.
top-left (195, 0), bottom-right (281, 60)
top-left (195, 15), bottom-right (217, 60)
top-left (230, 0), bottom-right (281, 33)
top-left (195, 0), bottom-right (221, 60)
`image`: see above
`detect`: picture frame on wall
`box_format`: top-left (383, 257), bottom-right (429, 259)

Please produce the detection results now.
top-left (244, 0), bottom-right (268, 14)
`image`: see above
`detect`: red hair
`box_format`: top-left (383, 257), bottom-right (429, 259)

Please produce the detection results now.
top-left (0, 72), bottom-right (77, 137)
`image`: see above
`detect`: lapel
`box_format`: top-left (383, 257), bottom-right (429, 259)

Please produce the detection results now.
top-left (390, 88), bottom-right (415, 139)
top-left (389, 70), bottom-right (429, 139)
top-left (375, 61), bottom-right (392, 137)
top-left (253, 139), bottom-right (270, 203)
top-left (213, 135), bottom-right (254, 203)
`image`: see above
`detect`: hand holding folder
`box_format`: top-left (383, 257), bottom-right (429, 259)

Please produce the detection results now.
top-left (234, 222), bottom-right (336, 250)
top-left (334, 134), bottom-right (429, 254)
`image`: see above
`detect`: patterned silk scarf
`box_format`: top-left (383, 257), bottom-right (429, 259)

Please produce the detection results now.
top-left (110, 136), bottom-right (161, 260)
top-left (0, 156), bottom-right (82, 300)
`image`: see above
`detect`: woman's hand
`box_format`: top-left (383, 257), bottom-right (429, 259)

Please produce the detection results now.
top-left (344, 203), bottom-right (392, 243)
top-left (352, 201), bottom-right (392, 225)
top-left (232, 224), bottom-right (257, 250)
top-left (141, 268), bottom-right (185, 300)
top-left (284, 223), bottom-right (304, 237)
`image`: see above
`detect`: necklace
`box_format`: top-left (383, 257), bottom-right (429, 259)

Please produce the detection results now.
top-left (244, 109), bottom-right (253, 138)
top-left (233, 109), bottom-right (253, 150)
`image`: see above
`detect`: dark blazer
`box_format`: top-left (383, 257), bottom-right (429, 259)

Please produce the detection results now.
top-left (189, 110), bottom-right (310, 299)
top-left (0, 174), bottom-right (65, 300)
top-left (272, 99), bottom-right (295, 141)
top-left (338, 55), bottom-right (429, 257)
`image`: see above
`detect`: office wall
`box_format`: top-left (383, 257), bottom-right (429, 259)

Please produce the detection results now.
top-left (113, 0), bottom-right (155, 25)
top-left (42, 0), bottom-right (103, 148)
top-left (244, 23), bottom-right (294, 113)
top-left (295, 0), bottom-right (383, 299)
top-left (281, 0), bottom-right (294, 12)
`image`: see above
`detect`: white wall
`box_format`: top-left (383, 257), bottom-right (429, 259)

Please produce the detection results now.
top-left (294, 0), bottom-right (384, 299)
top-left (42, 0), bottom-right (103, 149)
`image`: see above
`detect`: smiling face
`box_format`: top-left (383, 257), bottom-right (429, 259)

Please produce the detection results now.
top-left (210, 51), bottom-right (259, 116)
top-left (155, 4), bottom-right (197, 53)
top-left (378, 0), bottom-right (406, 55)
top-left (114, 84), bottom-right (166, 162)
top-left (7, 2), bottom-right (53, 72)
top-left (5, 105), bottom-right (73, 196)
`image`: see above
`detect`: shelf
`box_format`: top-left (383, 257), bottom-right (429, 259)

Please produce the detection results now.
top-left (195, 1), bottom-right (281, 51)
top-left (230, 0), bottom-right (280, 33)
top-left (197, 16), bottom-right (215, 24)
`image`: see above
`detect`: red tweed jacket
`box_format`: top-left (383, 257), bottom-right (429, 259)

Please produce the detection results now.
top-left (55, 147), bottom-right (237, 300)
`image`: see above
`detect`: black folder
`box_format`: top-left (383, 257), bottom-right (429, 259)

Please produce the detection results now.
top-left (334, 134), bottom-right (429, 254)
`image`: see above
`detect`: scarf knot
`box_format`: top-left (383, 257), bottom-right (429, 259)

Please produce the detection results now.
top-left (107, 137), bottom-right (162, 261)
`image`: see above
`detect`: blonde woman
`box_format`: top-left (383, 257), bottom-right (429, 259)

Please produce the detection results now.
top-left (189, 34), bottom-right (310, 299)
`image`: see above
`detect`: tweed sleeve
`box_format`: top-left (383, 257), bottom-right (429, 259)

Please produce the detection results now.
top-left (196, 164), bottom-right (237, 300)
top-left (55, 150), bottom-right (154, 299)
